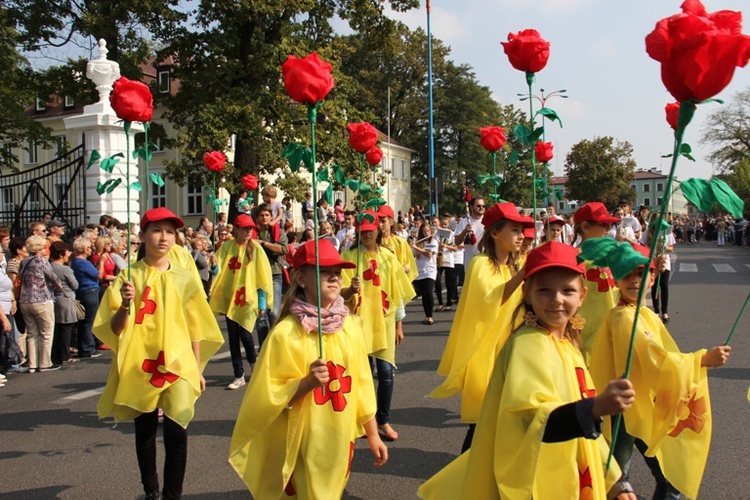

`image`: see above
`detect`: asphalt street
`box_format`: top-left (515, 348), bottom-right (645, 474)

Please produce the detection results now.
top-left (1, 242), bottom-right (749, 499)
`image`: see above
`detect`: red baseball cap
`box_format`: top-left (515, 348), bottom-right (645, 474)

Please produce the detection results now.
top-left (140, 207), bottom-right (184, 229)
top-left (574, 202), bottom-right (621, 225)
top-left (234, 214), bottom-right (256, 229)
top-left (482, 202), bottom-right (534, 229)
top-left (524, 241), bottom-right (585, 280)
top-left (292, 239), bottom-right (357, 270)
top-left (631, 243), bottom-right (656, 270)
top-left (523, 227), bottom-right (535, 239)
top-left (377, 205), bottom-right (395, 220)
top-left (356, 210), bottom-right (380, 232)
top-left (544, 215), bottom-right (565, 227)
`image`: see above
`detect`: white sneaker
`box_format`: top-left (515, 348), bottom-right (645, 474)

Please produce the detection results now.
top-left (0, 373), bottom-right (6, 380)
top-left (227, 377), bottom-right (246, 390)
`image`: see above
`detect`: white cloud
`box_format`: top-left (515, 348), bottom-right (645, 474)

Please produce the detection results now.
top-left (385, 6), bottom-right (468, 43)
top-left (588, 39), bottom-right (618, 57)
top-left (463, 0), bottom-right (600, 15)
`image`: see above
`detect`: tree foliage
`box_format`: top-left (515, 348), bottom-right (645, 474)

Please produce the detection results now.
top-left (715, 158), bottom-right (750, 217)
top-left (701, 88), bottom-right (750, 175)
top-left (564, 136), bottom-right (637, 209)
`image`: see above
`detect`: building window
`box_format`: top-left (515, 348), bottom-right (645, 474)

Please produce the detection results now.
top-left (185, 177), bottom-right (203, 215)
top-left (35, 98), bottom-right (46, 111)
top-left (631, 184), bottom-right (637, 191)
top-left (559, 201), bottom-right (564, 210)
top-left (27, 140), bottom-right (38, 164)
top-left (657, 197), bottom-right (662, 205)
top-left (391, 158), bottom-right (397, 179)
top-left (401, 160), bottom-right (407, 180)
top-left (644, 198), bottom-right (651, 207)
top-left (29, 185), bottom-right (40, 210)
top-left (643, 184), bottom-right (650, 192)
top-left (2, 187), bottom-right (14, 211)
top-left (657, 182), bottom-right (663, 192)
top-left (64, 95), bottom-right (75, 108)
top-left (55, 136), bottom-right (67, 156)
top-left (569, 202), bottom-right (577, 209)
top-left (55, 183), bottom-right (69, 209)
top-left (151, 175), bottom-right (166, 208)
top-left (158, 69), bottom-right (171, 94)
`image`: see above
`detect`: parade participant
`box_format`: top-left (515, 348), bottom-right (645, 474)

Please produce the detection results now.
top-left (210, 214), bottom-right (273, 390)
top-left (95, 207), bottom-right (224, 500)
top-left (435, 216), bottom-right (458, 312)
top-left (453, 197), bottom-right (486, 268)
top-left (335, 210), bottom-right (357, 253)
top-left (341, 211), bottom-right (415, 442)
top-left (411, 223), bottom-right (439, 325)
top-left (419, 242), bottom-right (635, 500)
top-left (540, 214), bottom-right (565, 243)
top-left (589, 242), bottom-right (730, 500)
top-left (254, 203), bottom-right (289, 319)
top-left (573, 202), bottom-right (621, 363)
top-left (431, 202), bottom-right (534, 451)
top-left (228, 239), bottom-right (387, 498)
top-left (521, 227), bottom-right (535, 257)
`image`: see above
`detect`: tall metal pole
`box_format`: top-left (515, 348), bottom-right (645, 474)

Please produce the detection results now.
top-left (427, 0), bottom-right (436, 218)
top-left (387, 86), bottom-right (392, 206)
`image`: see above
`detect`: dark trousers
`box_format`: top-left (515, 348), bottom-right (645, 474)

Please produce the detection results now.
top-left (435, 267), bottom-right (458, 307)
top-left (226, 317), bottom-right (256, 378)
top-left (51, 322), bottom-right (73, 364)
top-left (456, 264), bottom-right (465, 287)
top-left (652, 270), bottom-right (670, 315)
top-left (413, 278), bottom-right (435, 317)
top-left (134, 410), bottom-right (188, 500)
top-left (462, 424), bottom-right (476, 453)
top-left (76, 289), bottom-right (99, 356)
top-left (370, 357), bottom-right (395, 425)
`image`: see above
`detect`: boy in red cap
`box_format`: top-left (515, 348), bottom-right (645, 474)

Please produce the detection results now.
top-left (210, 214), bottom-right (274, 390)
top-left (230, 239), bottom-right (387, 498)
top-left (95, 208), bottom-right (224, 499)
top-left (420, 241), bottom-right (635, 499)
top-left (588, 241), bottom-right (730, 499)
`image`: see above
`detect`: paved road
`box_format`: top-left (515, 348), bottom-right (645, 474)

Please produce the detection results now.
top-left (1, 242), bottom-right (749, 499)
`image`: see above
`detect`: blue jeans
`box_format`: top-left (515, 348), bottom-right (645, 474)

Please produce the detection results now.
top-left (272, 274), bottom-right (283, 318)
top-left (226, 317), bottom-right (255, 378)
top-left (370, 357), bottom-right (394, 425)
top-left (76, 288), bottom-right (99, 356)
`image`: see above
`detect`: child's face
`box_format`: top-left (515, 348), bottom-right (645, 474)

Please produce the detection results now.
top-left (140, 221), bottom-right (177, 258)
top-left (491, 221), bottom-right (525, 253)
top-left (617, 266), bottom-right (655, 304)
top-left (582, 221), bottom-right (611, 239)
top-left (298, 265), bottom-right (343, 307)
top-left (548, 222), bottom-right (563, 241)
top-left (521, 237), bottom-right (533, 254)
top-left (525, 269), bottom-right (586, 332)
top-left (360, 230), bottom-right (377, 248)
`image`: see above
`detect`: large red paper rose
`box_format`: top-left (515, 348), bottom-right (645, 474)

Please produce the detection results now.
top-left (665, 102), bottom-right (680, 130)
top-left (242, 174), bottom-right (258, 191)
top-left (501, 29), bottom-right (550, 74)
top-left (203, 151), bottom-right (226, 173)
top-left (534, 141), bottom-right (554, 163)
top-left (110, 77), bottom-right (154, 122)
top-left (281, 53), bottom-right (335, 105)
top-left (347, 122), bottom-right (379, 154)
top-left (646, 0), bottom-right (750, 102)
top-left (365, 146), bottom-right (383, 166)
top-left (479, 126), bottom-right (507, 152)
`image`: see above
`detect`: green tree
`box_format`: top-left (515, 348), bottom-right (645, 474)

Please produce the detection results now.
top-left (564, 136), bottom-right (637, 209)
top-left (715, 158), bottom-right (750, 217)
top-left (701, 88), bottom-right (750, 174)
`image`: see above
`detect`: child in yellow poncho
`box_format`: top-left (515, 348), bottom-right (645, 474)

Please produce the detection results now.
top-left (589, 242), bottom-right (730, 499)
top-left (430, 202), bottom-right (533, 451)
top-left (95, 208), bottom-right (224, 499)
top-left (229, 239), bottom-right (387, 498)
top-left (419, 242), bottom-right (636, 500)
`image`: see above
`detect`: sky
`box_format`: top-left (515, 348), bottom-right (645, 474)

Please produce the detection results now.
top-left (383, 0), bottom-right (750, 182)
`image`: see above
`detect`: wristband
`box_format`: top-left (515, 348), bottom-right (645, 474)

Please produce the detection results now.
top-left (120, 302), bottom-right (131, 310)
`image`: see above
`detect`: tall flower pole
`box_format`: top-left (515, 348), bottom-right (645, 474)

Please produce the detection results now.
top-left (605, 0), bottom-right (750, 471)
top-left (281, 53), bottom-right (335, 359)
top-left (426, 0), bottom-right (436, 218)
top-left (203, 151), bottom-right (228, 246)
top-left (478, 126), bottom-right (507, 203)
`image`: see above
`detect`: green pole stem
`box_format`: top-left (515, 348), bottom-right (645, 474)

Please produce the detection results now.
top-left (725, 290), bottom-right (750, 345)
top-left (526, 72), bottom-right (538, 246)
top-left (144, 123), bottom-right (150, 209)
top-left (124, 121), bottom-right (132, 285)
top-left (213, 172), bottom-right (217, 246)
top-left (492, 152), bottom-right (498, 201)
top-left (308, 105), bottom-right (324, 360)
top-left (356, 156), bottom-right (365, 279)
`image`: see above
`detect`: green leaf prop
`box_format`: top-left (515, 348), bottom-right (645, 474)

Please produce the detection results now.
top-left (680, 178), bottom-right (716, 214)
top-left (577, 237), bottom-right (650, 281)
top-left (710, 178), bottom-right (744, 218)
top-left (324, 184), bottom-right (334, 205)
top-left (357, 212), bottom-right (375, 224)
top-left (302, 148), bottom-right (315, 171)
top-left (529, 126), bottom-right (545, 144)
top-left (554, 188), bottom-right (564, 201)
top-left (513, 124), bottom-right (531, 145)
top-left (488, 193), bottom-right (506, 203)
top-left (100, 153), bottom-right (124, 173)
top-left (130, 181), bottom-right (142, 192)
top-left (364, 197), bottom-right (387, 210)
top-left (206, 194), bottom-right (215, 205)
top-left (509, 150), bottom-right (519, 166)
top-left (333, 164), bottom-right (345, 185)
top-left (150, 173), bottom-right (165, 187)
top-left (316, 168), bottom-right (330, 183)
top-left (281, 143), bottom-right (307, 172)
top-left (87, 150), bottom-right (102, 170)
top-left (536, 107), bottom-right (564, 127)
top-left (105, 178), bottom-right (122, 194)
top-left (477, 174), bottom-right (493, 185)
top-left (679, 143), bottom-right (695, 162)
top-left (345, 179), bottom-right (360, 192)
top-left (358, 184), bottom-right (372, 196)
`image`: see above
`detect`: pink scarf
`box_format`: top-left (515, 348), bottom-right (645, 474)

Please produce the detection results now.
top-left (290, 296), bottom-right (349, 334)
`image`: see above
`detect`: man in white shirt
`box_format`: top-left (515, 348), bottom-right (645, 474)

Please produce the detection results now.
top-left (453, 197), bottom-right (486, 267)
top-left (335, 210), bottom-right (356, 253)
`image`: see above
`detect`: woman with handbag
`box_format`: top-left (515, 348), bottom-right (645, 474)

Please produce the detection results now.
top-left (49, 241), bottom-right (79, 365)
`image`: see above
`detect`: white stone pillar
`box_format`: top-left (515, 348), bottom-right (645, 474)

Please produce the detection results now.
top-left (64, 39), bottom-right (143, 227)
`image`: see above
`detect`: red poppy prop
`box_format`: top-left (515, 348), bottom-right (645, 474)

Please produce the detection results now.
top-left (501, 29), bottom-right (550, 74)
top-left (313, 362), bottom-right (352, 411)
top-left (479, 126), bottom-right (507, 152)
top-left (110, 77), bottom-right (154, 123)
top-left (646, 0), bottom-right (750, 102)
top-left (665, 102), bottom-right (680, 130)
top-left (365, 146), bottom-right (383, 166)
top-left (534, 141), bottom-right (554, 163)
top-left (347, 122), bottom-right (379, 154)
top-left (281, 53), bottom-right (335, 105)
top-left (203, 151), bottom-right (226, 173)
top-left (242, 173), bottom-right (258, 191)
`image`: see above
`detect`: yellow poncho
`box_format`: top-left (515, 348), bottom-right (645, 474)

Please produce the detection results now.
top-left (579, 260), bottom-right (619, 364)
top-left (168, 244), bottom-right (203, 287)
top-left (210, 239), bottom-right (273, 331)
top-left (430, 254), bottom-right (523, 423)
top-left (229, 315), bottom-right (377, 499)
top-left (419, 326), bottom-right (620, 499)
top-left (341, 247), bottom-right (415, 365)
top-left (95, 261), bottom-right (224, 428)
top-left (589, 303), bottom-right (710, 499)
top-left (382, 234), bottom-right (418, 281)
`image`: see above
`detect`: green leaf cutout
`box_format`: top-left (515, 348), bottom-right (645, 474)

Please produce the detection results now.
top-left (333, 164), bottom-right (346, 185)
top-left (324, 184), bottom-right (334, 205)
top-left (513, 124), bottom-right (532, 145)
top-left (104, 178), bottom-right (122, 194)
top-left (680, 143), bottom-right (695, 162)
top-left (316, 168), bottom-right (330, 183)
top-left (99, 153), bottom-right (124, 173)
top-left (150, 173), bottom-right (165, 187)
top-left (509, 150), bottom-right (519, 166)
top-left (364, 197), bottom-right (387, 209)
top-left (130, 181), bottom-right (142, 192)
top-left (87, 150), bottom-right (101, 169)
top-left (280, 143), bottom-right (306, 172)
top-left (357, 212), bottom-right (375, 224)
top-left (302, 148), bottom-right (314, 171)
top-left (345, 179), bottom-right (360, 192)
top-left (529, 127), bottom-right (545, 144)
top-left (536, 107), bottom-right (563, 127)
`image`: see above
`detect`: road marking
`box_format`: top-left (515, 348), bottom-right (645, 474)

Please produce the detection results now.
top-left (210, 350), bottom-right (231, 362)
top-left (53, 386), bottom-right (105, 405)
top-left (713, 264), bottom-right (736, 273)
top-left (679, 263), bottom-right (698, 272)
top-left (745, 264), bottom-right (750, 270)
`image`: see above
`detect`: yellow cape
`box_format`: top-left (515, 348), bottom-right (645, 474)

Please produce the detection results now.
top-left (210, 239), bottom-right (273, 331)
top-left (228, 315), bottom-right (376, 499)
top-left (382, 234), bottom-right (418, 281)
top-left (168, 244), bottom-right (203, 287)
top-left (430, 254), bottom-right (523, 423)
top-left (341, 247), bottom-right (415, 365)
top-left (419, 326), bottom-right (620, 499)
top-left (579, 260), bottom-right (619, 365)
top-left (589, 304), bottom-right (710, 498)
top-left (95, 260), bottom-right (224, 428)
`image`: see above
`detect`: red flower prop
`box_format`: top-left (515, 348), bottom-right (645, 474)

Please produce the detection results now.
top-left (501, 29), bottom-right (550, 73)
top-left (586, 267), bottom-right (615, 292)
top-left (347, 122), bottom-right (379, 154)
top-left (242, 174), bottom-right (258, 191)
top-left (645, 0), bottom-right (750, 102)
top-left (534, 141), bottom-right (554, 163)
top-left (668, 388), bottom-right (708, 437)
top-left (365, 146), bottom-right (383, 166)
top-left (479, 126), bottom-right (507, 152)
top-left (203, 151), bottom-right (226, 173)
top-left (313, 361), bottom-right (352, 411)
top-left (281, 53), bottom-right (335, 105)
top-left (362, 259), bottom-right (381, 286)
top-left (228, 256), bottom-right (242, 272)
top-left (110, 77), bottom-right (154, 123)
top-left (135, 286), bottom-right (157, 325)
top-left (665, 102), bottom-right (680, 130)
top-left (234, 286), bottom-right (247, 306)
top-left (381, 290), bottom-right (390, 314)
top-left (142, 351), bottom-right (179, 388)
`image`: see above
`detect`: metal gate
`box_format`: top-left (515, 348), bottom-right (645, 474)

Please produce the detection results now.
top-left (0, 144), bottom-right (87, 236)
